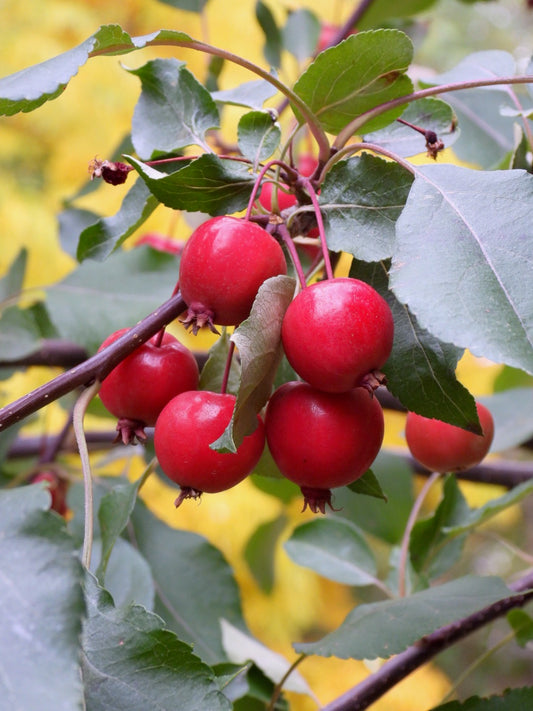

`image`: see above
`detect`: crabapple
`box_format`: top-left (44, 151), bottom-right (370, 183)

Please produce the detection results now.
top-left (281, 277), bottom-right (394, 393)
top-left (154, 390), bottom-right (265, 506)
top-left (98, 328), bottom-right (199, 443)
top-left (405, 402), bottom-right (495, 473)
top-left (179, 216), bottom-right (287, 332)
top-left (265, 381), bottom-right (384, 513)
top-left (258, 155), bottom-right (318, 213)
top-left (31, 470), bottom-right (69, 517)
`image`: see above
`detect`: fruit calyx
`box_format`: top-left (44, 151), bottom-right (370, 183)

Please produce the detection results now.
top-left (360, 369), bottom-right (388, 395)
top-left (115, 417), bottom-right (148, 445)
top-left (180, 302), bottom-right (219, 335)
top-left (174, 486), bottom-right (203, 508)
top-left (300, 486), bottom-right (340, 515)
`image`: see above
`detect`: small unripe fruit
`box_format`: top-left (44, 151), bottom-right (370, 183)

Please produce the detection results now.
top-left (405, 402), bottom-right (494, 473)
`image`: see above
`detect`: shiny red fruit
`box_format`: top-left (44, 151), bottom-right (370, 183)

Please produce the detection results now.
top-left (179, 216), bottom-right (287, 331)
top-left (405, 402), bottom-right (495, 473)
top-left (281, 278), bottom-right (394, 393)
top-left (265, 381), bottom-right (384, 513)
top-left (154, 391), bottom-right (265, 505)
top-left (98, 329), bottom-right (199, 431)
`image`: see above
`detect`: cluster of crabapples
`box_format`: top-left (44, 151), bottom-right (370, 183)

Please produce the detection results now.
top-left (98, 208), bottom-right (494, 514)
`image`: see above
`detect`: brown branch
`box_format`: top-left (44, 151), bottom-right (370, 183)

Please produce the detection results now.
top-left (322, 570), bottom-right (533, 711)
top-left (0, 340), bottom-right (88, 369)
top-left (0, 293), bottom-right (187, 432)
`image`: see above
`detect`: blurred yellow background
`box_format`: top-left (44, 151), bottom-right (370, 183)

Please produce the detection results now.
top-left (0, 1), bottom-right (518, 709)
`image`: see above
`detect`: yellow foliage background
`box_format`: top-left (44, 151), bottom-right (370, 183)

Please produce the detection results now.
top-left (0, 1), bottom-right (520, 709)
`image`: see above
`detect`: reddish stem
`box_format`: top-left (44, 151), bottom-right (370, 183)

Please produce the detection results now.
top-left (275, 223), bottom-right (307, 290)
top-left (301, 177), bottom-right (334, 280)
top-left (220, 339), bottom-right (236, 395)
top-left (153, 281), bottom-right (181, 347)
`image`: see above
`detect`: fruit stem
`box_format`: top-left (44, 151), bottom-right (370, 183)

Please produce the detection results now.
top-left (220, 336), bottom-right (236, 395)
top-left (397, 470), bottom-right (441, 598)
top-left (266, 654), bottom-right (309, 711)
top-left (245, 159), bottom-right (297, 220)
top-left (153, 281), bottom-right (181, 347)
top-left (73, 379), bottom-right (101, 570)
top-left (301, 177), bottom-right (334, 280)
top-left (332, 74), bottom-right (533, 150)
top-left (275, 223), bottom-right (308, 290)
top-left (325, 142), bottom-right (417, 176)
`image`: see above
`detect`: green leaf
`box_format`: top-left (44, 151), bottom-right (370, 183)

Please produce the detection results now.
top-left (282, 9), bottom-right (320, 62)
top-left (244, 514), bottom-right (287, 593)
top-left (363, 98), bottom-right (458, 157)
top-left (0, 486), bottom-right (85, 711)
top-left (95, 476), bottom-right (144, 584)
top-left (238, 111), bottom-right (281, 166)
top-left (58, 207), bottom-right (100, 258)
top-left (391, 165), bottom-right (533, 375)
top-left (131, 500), bottom-right (246, 665)
top-left (77, 179), bottom-right (159, 261)
top-left (507, 609), bottom-right (533, 648)
top-left (255, 1), bottom-right (282, 68)
top-left (45, 246), bottom-right (179, 353)
top-left (0, 248), bottom-right (27, 303)
top-left (293, 30), bottom-right (413, 134)
top-left (212, 79), bottom-right (279, 110)
top-left (350, 259), bottom-right (479, 429)
top-left (479, 388), bottom-right (533, 452)
top-left (358, 0), bottom-right (438, 29)
top-left (294, 575), bottom-right (513, 659)
top-left (332, 451), bottom-right (414, 545)
top-left (211, 275), bottom-right (295, 452)
top-left (430, 687), bottom-right (533, 711)
top-left (347, 469), bottom-right (387, 501)
top-left (128, 58), bottom-right (219, 157)
top-left (199, 329), bottom-right (242, 395)
top-left (221, 620), bottom-right (312, 695)
top-left (320, 154), bottom-right (413, 261)
top-left (0, 25), bottom-right (193, 117)
top-left (284, 518), bottom-right (378, 587)
top-left (128, 153), bottom-right (255, 215)
top-left (410, 475), bottom-right (470, 579)
top-left (0, 306), bottom-right (45, 359)
top-left (91, 537), bottom-right (154, 610)
top-left (82, 574), bottom-right (231, 711)
top-left (442, 478), bottom-right (533, 538)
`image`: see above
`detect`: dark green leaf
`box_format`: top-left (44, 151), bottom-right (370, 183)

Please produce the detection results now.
top-left (284, 518), bottom-right (378, 587)
top-left (250, 470), bottom-right (300, 503)
top-left (294, 575), bottom-right (513, 659)
top-left (479, 388), bottom-right (533, 452)
top-left (58, 207), bottom-right (100, 258)
top-left (221, 620), bottom-right (312, 695)
top-left (128, 153), bottom-right (255, 214)
top-left (0, 486), bottom-right (85, 711)
top-left (212, 79), bottom-right (279, 110)
top-left (442, 478), bottom-right (533, 538)
top-left (95, 476), bottom-right (144, 583)
top-left (131, 500), bottom-right (246, 664)
top-left (82, 574), bottom-right (231, 711)
top-left (77, 179), bottom-right (159, 261)
top-left (0, 248), bottom-right (27, 302)
top-left (391, 165), bottom-right (533, 375)
top-left (320, 154), bottom-right (413, 261)
top-left (0, 306), bottom-right (44, 359)
top-left (255, 1), bottom-right (282, 68)
top-left (238, 111), bottom-right (281, 166)
top-left (347, 469), bottom-right (387, 501)
top-left (199, 329), bottom-right (242, 395)
top-left (244, 514), bottom-right (287, 593)
top-left (507, 609), bottom-right (533, 648)
top-left (332, 451), bottom-right (413, 544)
top-left (282, 9), bottom-right (320, 62)
top-left (45, 246), bottom-right (179, 353)
top-left (358, 0), bottom-right (438, 29)
top-left (293, 30), bottom-right (413, 134)
top-left (211, 275), bottom-right (295, 452)
top-left (431, 687), bottom-right (533, 711)
top-left (410, 475), bottom-right (470, 578)
top-left (128, 59), bottom-right (219, 157)
top-left (91, 537), bottom-right (154, 610)
top-left (350, 259), bottom-right (479, 428)
top-left (363, 98), bottom-right (457, 157)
